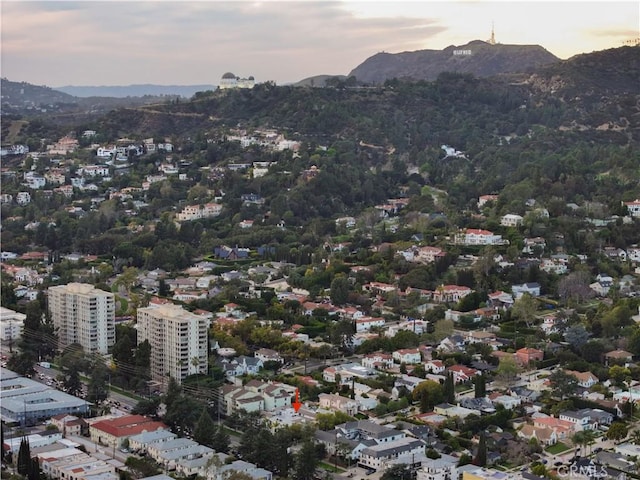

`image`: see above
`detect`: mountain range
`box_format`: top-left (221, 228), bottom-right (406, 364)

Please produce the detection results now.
top-left (347, 40), bottom-right (560, 84)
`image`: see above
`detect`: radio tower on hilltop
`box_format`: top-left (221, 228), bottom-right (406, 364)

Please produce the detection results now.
top-left (487, 22), bottom-right (497, 45)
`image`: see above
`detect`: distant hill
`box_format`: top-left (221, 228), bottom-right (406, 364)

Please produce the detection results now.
top-left (348, 40), bottom-right (560, 84)
top-left (0, 78), bottom-right (199, 121)
top-left (293, 75), bottom-right (347, 87)
top-left (55, 84), bottom-right (217, 98)
top-left (1, 78), bottom-right (76, 105)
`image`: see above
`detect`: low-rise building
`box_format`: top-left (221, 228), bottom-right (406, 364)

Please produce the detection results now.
top-left (89, 415), bottom-right (168, 449)
top-left (359, 437), bottom-right (425, 471)
top-left (0, 306), bottom-right (25, 342)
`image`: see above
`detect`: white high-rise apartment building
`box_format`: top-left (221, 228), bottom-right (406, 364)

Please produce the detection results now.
top-left (48, 283), bottom-right (115, 354)
top-left (136, 304), bottom-right (208, 385)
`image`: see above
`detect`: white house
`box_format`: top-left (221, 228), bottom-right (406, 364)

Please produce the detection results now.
top-left (455, 228), bottom-right (506, 246)
top-left (355, 316), bottom-right (386, 333)
top-left (392, 349), bottom-right (422, 365)
top-left (500, 214), bottom-right (524, 227)
top-left (511, 283), bottom-right (541, 299)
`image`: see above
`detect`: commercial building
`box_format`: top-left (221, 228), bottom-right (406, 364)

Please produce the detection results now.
top-left (48, 283), bottom-right (115, 354)
top-left (136, 304), bottom-right (208, 385)
top-left (0, 368), bottom-right (90, 426)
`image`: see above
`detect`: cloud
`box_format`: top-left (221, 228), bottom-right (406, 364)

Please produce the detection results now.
top-left (0, 1), bottom-right (636, 86)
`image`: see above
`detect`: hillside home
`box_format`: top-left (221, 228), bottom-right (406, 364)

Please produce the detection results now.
top-left (433, 285), bottom-right (473, 303)
top-left (477, 195), bottom-right (499, 208)
top-left (624, 199), bottom-right (640, 217)
top-left (455, 228), bottom-right (506, 246)
top-left (500, 214), bottom-right (524, 227)
top-left (604, 349), bottom-right (633, 365)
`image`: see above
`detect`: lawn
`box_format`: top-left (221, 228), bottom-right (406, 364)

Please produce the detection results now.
top-left (546, 442), bottom-right (571, 455)
top-left (319, 462), bottom-right (346, 473)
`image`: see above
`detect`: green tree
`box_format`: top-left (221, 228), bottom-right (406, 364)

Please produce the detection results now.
top-left (330, 275), bottom-right (350, 306)
top-left (548, 370), bottom-right (579, 400)
top-left (292, 439), bottom-right (321, 480)
top-left (495, 356), bottom-right (521, 386)
top-left (444, 372), bottom-right (455, 404)
top-left (17, 438), bottom-right (31, 475)
top-left (28, 457), bottom-right (41, 480)
top-left (412, 380), bottom-right (444, 413)
top-left (511, 293), bottom-right (538, 329)
top-left (211, 425), bottom-right (230, 453)
top-left (193, 408), bottom-right (216, 447)
top-left (606, 422), bottom-right (628, 442)
top-left (473, 431), bottom-right (487, 467)
top-left (381, 464), bottom-right (413, 480)
top-left (62, 365), bottom-right (83, 397)
top-left (124, 456), bottom-right (161, 478)
top-left (474, 374), bottom-right (486, 398)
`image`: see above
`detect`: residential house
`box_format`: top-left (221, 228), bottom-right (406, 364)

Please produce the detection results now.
top-left (393, 348), bottom-right (422, 365)
top-left (522, 237), bottom-right (547, 255)
top-left (455, 229), bottom-right (506, 246)
top-left (447, 365), bottom-right (479, 384)
top-left (532, 416), bottom-right (575, 438)
top-left (518, 424), bottom-right (557, 446)
top-left (254, 348), bottom-right (284, 364)
top-left (500, 214), bottom-right (524, 227)
top-left (358, 438), bottom-right (425, 471)
top-left (433, 403), bottom-right (480, 418)
top-left (355, 316), bottom-right (386, 333)
top-left (511, 283), bottom-right (541, 299)
top-left (50, 414), bottom-right (86, 437)
top-left (487, 291), bottom-right (514, 310)
top-left (362, 352), bottom-right (394, 370)
top-left (128, 429), bottom-right (177, 453)
top-left (489, 394), bottom-right (521, 410)
top-left (318, 393), bottom-right (358, 416)
top-left (565, 370), bottom-right (598, 388)
top-left (515, 348), bottom-right (544, 366)
top-left (424, 360), bottom-right (445, 375)
top-left (218, 356), bottom-right (264, 378)
top-left (604, 350), bottom-right (633, 365)
top-left (433, 285), bottom-right (473, 303)
top-left (623, 199), bottom-right (640, 217)
top-left (477, 195), bottom-right (499, 208)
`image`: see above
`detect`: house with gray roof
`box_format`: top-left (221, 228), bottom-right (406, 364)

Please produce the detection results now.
top-left (359, 437), bottom-right (425, 471)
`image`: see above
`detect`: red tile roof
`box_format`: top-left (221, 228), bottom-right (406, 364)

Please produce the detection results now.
top-left (91, 415), bottom-right (167, 438)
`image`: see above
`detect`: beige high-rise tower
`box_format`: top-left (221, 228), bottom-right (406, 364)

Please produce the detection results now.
top-left (136, 303), bottom-right (209, 385)
top-left (48, 283), bottom-right (115, 354)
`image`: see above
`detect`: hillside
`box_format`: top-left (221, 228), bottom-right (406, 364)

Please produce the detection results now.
top-left (1, 78), bottom-right (76, 107)
top-left (348, 40), bottom-right (560, 84)
top-left (0, 78), bottom-right (185, 120)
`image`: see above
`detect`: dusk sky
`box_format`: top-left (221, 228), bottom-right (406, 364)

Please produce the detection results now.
top-left (1, 1), bottom-right (638, 87)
